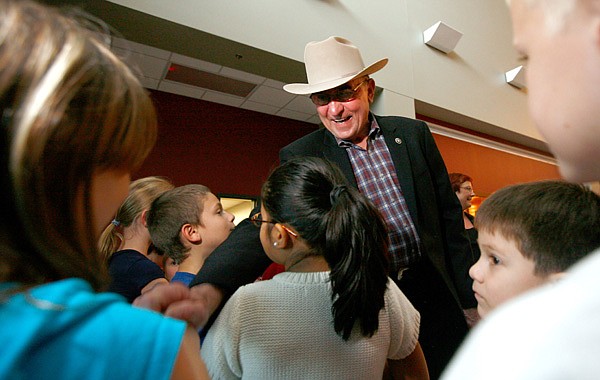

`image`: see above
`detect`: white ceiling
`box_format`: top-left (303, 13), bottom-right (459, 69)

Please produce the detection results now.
top-left (111, 37), bottom-right (321, 125)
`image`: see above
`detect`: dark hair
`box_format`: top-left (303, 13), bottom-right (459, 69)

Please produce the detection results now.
top-left (476, 180), bottom-right (600, 275)
top-left (261, 157), bottom-right (389, 340)
top-left (449, 173), bottom-right (473, 192)
top-left (147, 184), bottom-right (211, 264)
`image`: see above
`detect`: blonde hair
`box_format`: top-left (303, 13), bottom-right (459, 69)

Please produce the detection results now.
top-left (0, 0), bottom-right (157, 290)
top-left (98, 176), bottom-right (174, 261)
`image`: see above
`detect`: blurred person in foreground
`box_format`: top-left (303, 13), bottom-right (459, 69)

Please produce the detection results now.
top-left (0, 1), bottom-right (208, 378)
top-left (442, 1), bottom-right (600, 379)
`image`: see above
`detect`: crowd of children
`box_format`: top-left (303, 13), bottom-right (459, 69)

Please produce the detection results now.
top-left (2, 0), bottom-right (600, 379)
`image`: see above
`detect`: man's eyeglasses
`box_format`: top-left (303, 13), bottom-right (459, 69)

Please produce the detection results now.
top-left (460, 186), bottom-right (474, 193)
top-left (309, 79), bottom-right (369, 106)
top-left (250, 212), bottom-right (298, 237)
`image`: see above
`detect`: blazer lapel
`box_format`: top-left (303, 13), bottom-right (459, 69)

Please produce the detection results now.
top-left (377, 117), bottom-right (418, 220)
top-left (321, 130), bottom-right (359, 188)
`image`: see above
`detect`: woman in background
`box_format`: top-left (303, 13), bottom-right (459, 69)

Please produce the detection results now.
top-left (449, 172), bottom-right (480, 327)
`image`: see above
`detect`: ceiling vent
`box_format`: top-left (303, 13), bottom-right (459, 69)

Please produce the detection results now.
top-left (164, 63), bottom-right (257, 97)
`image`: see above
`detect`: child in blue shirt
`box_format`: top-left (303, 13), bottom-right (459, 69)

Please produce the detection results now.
top-left (147, 184), bottom-right (235, 286)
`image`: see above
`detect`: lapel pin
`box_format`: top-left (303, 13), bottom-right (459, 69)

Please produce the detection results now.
top-left (395, 138), bottom-right (402, 145)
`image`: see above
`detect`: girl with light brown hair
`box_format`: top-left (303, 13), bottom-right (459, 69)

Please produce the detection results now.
top-left (0, 1), bottom-right (207, 378)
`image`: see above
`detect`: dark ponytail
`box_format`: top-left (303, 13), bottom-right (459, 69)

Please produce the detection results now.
top-left (261, 157), bottom-right (389, 340)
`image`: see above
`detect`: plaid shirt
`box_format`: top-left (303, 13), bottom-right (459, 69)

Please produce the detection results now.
top-left (337, 118), bottom-right (421, 270)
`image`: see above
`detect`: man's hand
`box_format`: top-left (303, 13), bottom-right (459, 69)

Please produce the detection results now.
top-left (133, 282), bottom-right (225, 330)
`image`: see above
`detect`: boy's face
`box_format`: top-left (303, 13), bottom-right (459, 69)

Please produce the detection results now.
top-left (197, 193), bottom-right (235, 253)
top-left (509, 0), bottom-right (600, 182)
top-left (469, 229), bottom-right (547, 318)
top-left (163, 256), bottom-right (179, 281)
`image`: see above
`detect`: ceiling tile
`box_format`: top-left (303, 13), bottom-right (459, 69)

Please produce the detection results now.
top-left (240, 100), bottom-right (280, 115)
top-left (263, 78), bottom-right (286, 89)
top-left (285, 95), bottom-right (316, 114)
top-left (112, 37), bottom-right (171, 60)
top-left (276, 108), bottom-right (313, 122)
top-left (170, 53), bottom-right (222, 73)
top-left (112, 47), bottom-right (169, 80)
top-left (158, 80), bottom-right (206, 99)
top-left (248, 85), bottom-right (295, 108)
top-left (113, 37), bottom-right (318, 127)
top-left (219, 67), bottom-right (265, 85)
top-left (165, 64), bottom-right (256, 97)
top-left (202, 91), bottom-right (245, 107)
top-left (140, 77), bottom-right (159, 90)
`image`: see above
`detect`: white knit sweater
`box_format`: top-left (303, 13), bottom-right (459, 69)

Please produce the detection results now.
top-left (201, 271), bottom-right (420, 379)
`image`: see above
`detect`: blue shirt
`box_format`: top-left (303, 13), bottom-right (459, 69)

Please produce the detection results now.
top-left (0, 278), bottom-right (186, 380)
top-left (171, 271), bottom-right (196, 286)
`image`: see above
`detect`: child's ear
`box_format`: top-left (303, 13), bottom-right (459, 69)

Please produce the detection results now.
top-left (273, 223), bottom-right (293, 248)
top-left (181, 223), bottom-right (202, 244)
top-left (140, 209), bottom-right (149, 228)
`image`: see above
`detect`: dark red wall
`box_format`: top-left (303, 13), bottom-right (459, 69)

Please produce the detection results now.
top-left (137, 90), bottom-right (560, 200)
top-left (135, 90), bottom-right (318, 197)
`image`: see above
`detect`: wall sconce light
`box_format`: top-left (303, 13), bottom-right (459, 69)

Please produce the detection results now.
top-left (505, 65), bottom-right (527, 89)
top-left (423, 21), bottom-right (463, 54)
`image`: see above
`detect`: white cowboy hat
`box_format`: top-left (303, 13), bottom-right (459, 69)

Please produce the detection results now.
top-left (283, 36), bottom-right (388, 95)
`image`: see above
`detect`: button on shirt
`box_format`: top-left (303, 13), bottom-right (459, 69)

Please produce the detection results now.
top-left (337, 118), bottom-right (421, 270)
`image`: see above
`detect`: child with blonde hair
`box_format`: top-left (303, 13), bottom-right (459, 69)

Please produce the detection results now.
top-left (99, 176), bottom-right (174, 302)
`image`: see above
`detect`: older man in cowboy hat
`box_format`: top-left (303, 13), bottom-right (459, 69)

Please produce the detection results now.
top-left (136, 36), bottom-right (469, 379)
top-left (279, 36), bottom-right (470, 379)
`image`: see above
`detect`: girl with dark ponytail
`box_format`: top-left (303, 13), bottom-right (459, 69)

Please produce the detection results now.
top-left (202, 157), bottom-right (428, 379)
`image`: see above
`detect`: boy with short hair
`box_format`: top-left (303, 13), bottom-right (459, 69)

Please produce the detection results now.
top-left (469, 180), bottom-right (600, 318)
top-left (147, 184), bottom-right (235, 286)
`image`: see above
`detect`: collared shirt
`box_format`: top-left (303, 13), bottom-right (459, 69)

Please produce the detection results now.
top-left (337, 117), bottom-right (421, 270)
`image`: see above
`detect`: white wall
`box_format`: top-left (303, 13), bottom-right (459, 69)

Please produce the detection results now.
top-left (108, 0), bottom-right (542, 146)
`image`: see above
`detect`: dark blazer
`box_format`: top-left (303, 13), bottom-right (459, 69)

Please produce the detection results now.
top-left (192, 115), bottom-right (470, 377)
top-left (279, 115), bottom-right (469, 301)
top-left (192, 115), bottom-right (468, 299)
